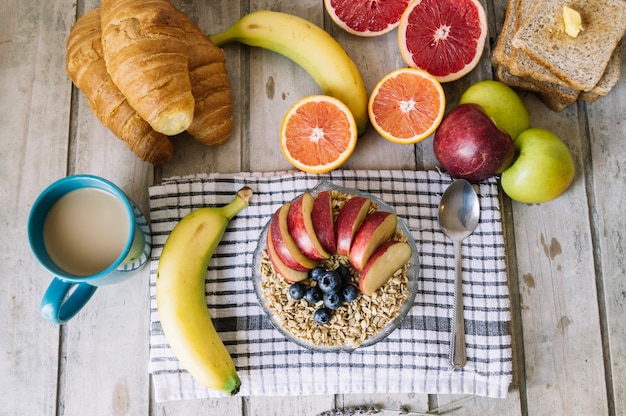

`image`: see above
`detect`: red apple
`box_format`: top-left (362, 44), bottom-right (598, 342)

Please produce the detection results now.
top-left (266, 231), bottom-right (309, 282)
top-left (287, 193), bottom-right (331, 261)
top-left (433, 103), bottom-right (515, 181)
top-left (310, 190), bottom-right (336, 253)
top-left (269, 203), bottom-right (318, 271)
top-left (359, 241), bottom-right (412, 296)
top-left (349, 211), bottom-right (398, 271)
top-left (335, 196), bottom-right (371, 257)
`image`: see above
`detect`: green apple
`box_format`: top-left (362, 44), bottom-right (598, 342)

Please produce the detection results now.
top-left (501, 128), bottom-right (575, 204)
top-left (459, 80), bottom-right (531, 140)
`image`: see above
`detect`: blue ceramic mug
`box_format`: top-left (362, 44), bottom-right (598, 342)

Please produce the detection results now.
top-left (28, 175), bottom-right (151, 324)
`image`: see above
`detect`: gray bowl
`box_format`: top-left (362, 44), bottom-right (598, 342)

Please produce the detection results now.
top-left (252, 181), bottom-right (420, 353)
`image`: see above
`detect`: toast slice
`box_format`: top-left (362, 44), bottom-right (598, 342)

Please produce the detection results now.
top-left (508, 0), bottom-right (574, 89)
top-left (492, 0), bottom-right (579, 110)
top-left (510, 0), bottom-right (622, 96)
top-left (588, 43), bottom-right (622, 97)
top-left (491, 0), bottom-right (518, 69)
top-left (512, 0), bottom-right (626, 91)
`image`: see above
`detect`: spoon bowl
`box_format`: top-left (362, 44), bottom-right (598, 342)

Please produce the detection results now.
top-left (438, 179), bottom-right (480, 368)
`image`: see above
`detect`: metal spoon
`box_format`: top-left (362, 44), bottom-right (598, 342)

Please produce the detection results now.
top-left (438, 179), bottom-right (480, 369)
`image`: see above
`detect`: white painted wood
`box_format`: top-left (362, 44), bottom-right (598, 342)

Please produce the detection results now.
top-left (512, 95), bottom-right (608, 415)
top-left (3, 0), bottom-right (624, 414)
top-left (325, 23), bottom-right (417, 171)
top-left (159, 0), bottom-right (245, 179)
top-left (585, 40), bottom-right (626, 416)
top-left (154, 2), bottom-right (248, 414)
top-left (244, 1), bottom-right (323, 174)
top-left (0, 0), bottom-right (74, 415)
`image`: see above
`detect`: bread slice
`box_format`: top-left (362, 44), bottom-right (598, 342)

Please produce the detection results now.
top-left (492, 0), bottom-right (579, 110)
top-left (508, 0), bottom-right (573, 89)
top-left (512, 0), bottom-right (626, 91)
top-left (589, 43), bottom-right (622, 97)
top-left (491, 0), bottom-right (518, 69)
top-left (510, 0), bottom-right (622, 97)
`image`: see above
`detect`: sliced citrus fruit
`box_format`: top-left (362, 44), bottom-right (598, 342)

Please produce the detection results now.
top-left (324, 0), bottom-right (410, 37)
top-left (368, 68), bottom-right (445, 144)
top-left (398, 0), bottom-right (487, 82)
top-left (281, 95), bottom-right (358, 173)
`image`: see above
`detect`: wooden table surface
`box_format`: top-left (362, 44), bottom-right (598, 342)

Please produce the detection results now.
top-left (2, 1), bottom-right (624, 415)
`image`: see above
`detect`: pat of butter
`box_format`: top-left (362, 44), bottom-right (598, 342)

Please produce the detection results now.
top-left (563, 6), bottom-right (583, 37)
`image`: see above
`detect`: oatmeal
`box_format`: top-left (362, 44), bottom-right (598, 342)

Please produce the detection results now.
top-left (258, 191), bottom-right (412, 349)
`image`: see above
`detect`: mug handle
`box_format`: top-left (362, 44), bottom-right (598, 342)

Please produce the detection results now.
top-left (40, 278), bottom-right (97, 324)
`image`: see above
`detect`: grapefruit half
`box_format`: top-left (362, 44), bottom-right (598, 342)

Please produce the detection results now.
top-left (324, 0), bottom-right (410, 37)
top-left (398, 0), bottom-right (487, 82)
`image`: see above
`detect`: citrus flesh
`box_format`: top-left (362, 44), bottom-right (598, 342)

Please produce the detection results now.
top-left (368, 68), bottom-right (445, 144)
top-left (324, 0), bottom-right (410, 36)
top-left (281, 95), bottom-right (358, 173)
top-left (398, 0), bottom-right (487, 82)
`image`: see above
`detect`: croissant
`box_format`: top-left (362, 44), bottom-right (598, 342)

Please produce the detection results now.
top-left (178, 10), bottom-right (234, 146)
top-left (100, 0), bottom-right (195, 136)
top-left (66, 8), bottom-right (173, 165)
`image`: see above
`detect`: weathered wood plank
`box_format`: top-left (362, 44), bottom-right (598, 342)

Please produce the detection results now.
top-left (57, 1), bottom-right (154, 415)
top-left (325, 25), bottom-right (416, 170)
top-left (159, 0), bottom-right (245, 179)
top-left (4, 0), bottom-right (622, 414)
top-left (243, 1), bottom-right (324, 173)
top-left (152, 1), bottom-right (247, 415)
top-left (512, 94), bottom-right (608, 415)
top-left (60, 96), bottom-right (154, 416)
top-left (585, 40), bottom-right (626, 416)
top-left (237, 1), bottom-right (337, 413)
top-left (247, 395), bottom-right (336, 416)
top-left (0, 0), bottom-right (75, 414)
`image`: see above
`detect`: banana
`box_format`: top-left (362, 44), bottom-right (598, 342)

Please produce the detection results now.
top-left (210, 10), bottom-right (369, 135)
top-left (156, 186), bottom-right (253, 395)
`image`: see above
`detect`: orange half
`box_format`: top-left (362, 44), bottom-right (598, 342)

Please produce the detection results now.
top-left (368, 68), bottom-right (445, 144)
top-left (280, 95), bottom-right (358, 173)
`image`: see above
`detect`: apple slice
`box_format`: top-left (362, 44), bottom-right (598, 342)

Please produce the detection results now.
top-left (266, 231), bottom-right (309, 282)
top-left (310, 190), bottom-right (336, 253)
top-left (335, 196), bottom-right (371, 257)
top-left (287, 193), bottom-right (331, 260)
top-left (269, 203), bottom-right (319, 272)
top-left (349, 211), bottom-right (398, 271)
top-left (359, 241), bottom-right (412, 296)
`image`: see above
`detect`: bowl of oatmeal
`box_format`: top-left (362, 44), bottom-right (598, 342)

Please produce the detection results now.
top-left (252, 181), bottom-right (419, 352)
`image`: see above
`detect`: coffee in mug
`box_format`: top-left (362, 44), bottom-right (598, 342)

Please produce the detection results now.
top-left (28, 175), bottom-right (151, 324)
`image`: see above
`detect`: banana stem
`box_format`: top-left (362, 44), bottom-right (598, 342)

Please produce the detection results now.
top-left (209, 27), bottom-right (236, 47)
top-left (221, 186), bottom-right (253, 219)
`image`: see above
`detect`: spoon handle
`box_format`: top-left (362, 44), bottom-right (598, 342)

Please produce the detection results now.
top-left (450, 239), bottom-right (467, 368)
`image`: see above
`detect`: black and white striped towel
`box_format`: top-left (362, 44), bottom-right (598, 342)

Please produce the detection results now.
top-left (148, 170), bottom-right (512, 402)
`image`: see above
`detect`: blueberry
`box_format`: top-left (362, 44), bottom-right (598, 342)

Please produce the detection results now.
top-left (309, 266), bottom-right (326, 282)
top-left (288, 282), bottom-right (306, 300)
top-left (304, 286), bottom-right (323, 304)
top-left (336, 265), bottom-right (352, 286)
top-left (317, 270), bottom-right (342, 293)
top-left (314, 307), bottom-right (332, 325)
top-left (342, 284), bottom-right (359, 302)
top-left (323, 291), bottom-right (344, 310)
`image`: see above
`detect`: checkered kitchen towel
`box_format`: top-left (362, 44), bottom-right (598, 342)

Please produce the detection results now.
top-left (148, 170), bottom-right (512, 402)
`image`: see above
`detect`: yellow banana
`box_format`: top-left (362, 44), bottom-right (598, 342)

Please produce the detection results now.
top-left (156, 186), bottom-right (253, 395)
top-left (210, 10), bottom-right (369, 135)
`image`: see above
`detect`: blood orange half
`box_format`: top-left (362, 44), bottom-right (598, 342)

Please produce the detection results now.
top-left (368, 68), bottom-right (445, 144)
top-left (398, 0), bottom-right (487, 82)
top-left (324, 0), bottom-right (410, 37)
top-left (280, 95), bottom-right (358, 173)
